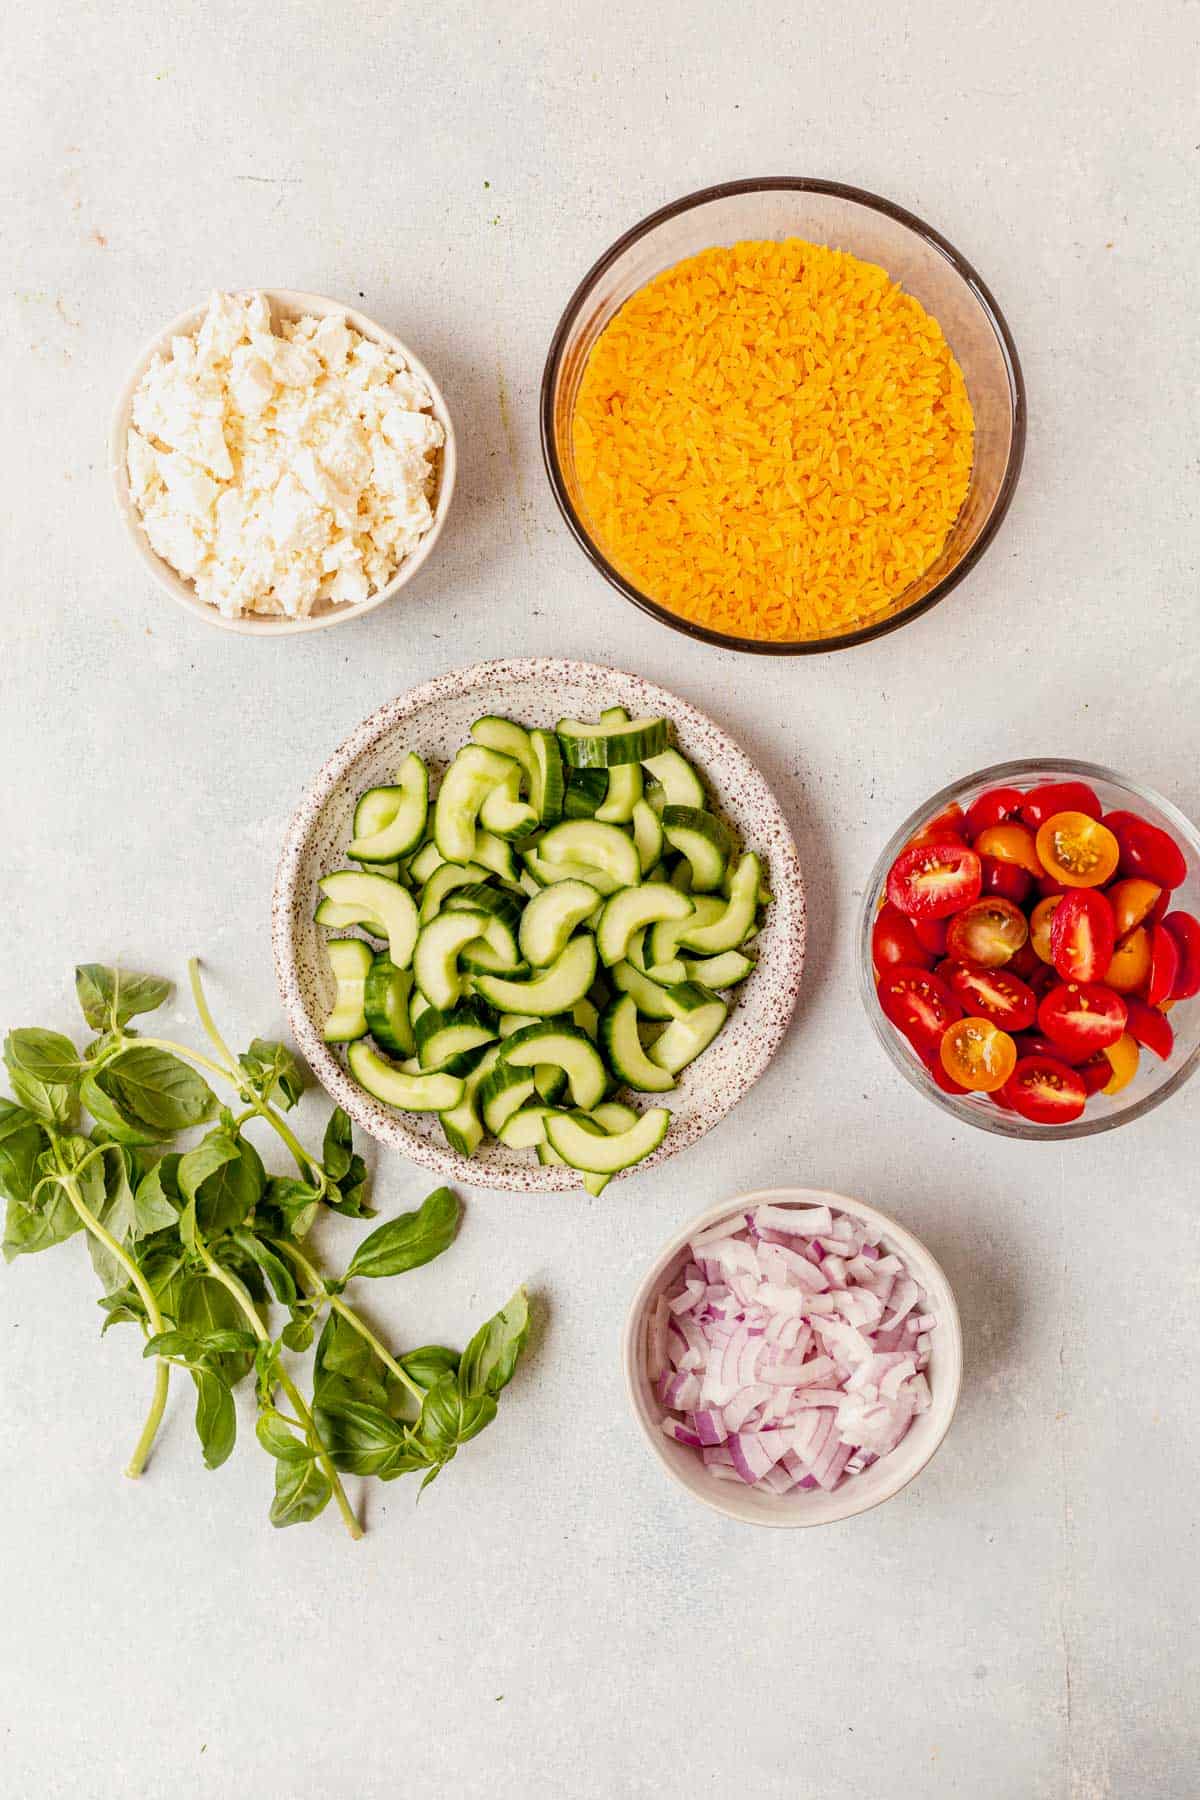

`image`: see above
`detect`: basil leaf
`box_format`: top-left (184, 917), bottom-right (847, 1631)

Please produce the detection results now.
top-left (177, 1273), bottom-right (255, 1385)
top-left (238, 1039), bottom-right (306, 1111)
top-left (191, 1366), bottom-right (236, 1470)
top-left (228, 1229), bottom-right (298, 1306)
top-left (312, 1311), bottom-right (391, 1410)
top-left (345, 1187), bottom-right (459, 1281)
top-left (256, 1411), bottom-right (315, 1464)
top-left (105, 1146), bottom-right (178, 1242)
top-left (322, 1107), bottom-right (355, 1181)
top-left (321, 1108), bottom-right (373, 1218)
top-left (281, 1310), bottom-right (315, 1352)
top-left (458, 1287), bottom-right (530, 1400)
top-left (80, 1069), bottom-right (160, 1146)
top-left (144, 1327), bottom-right (257, 1360)
top-left (0, 1100), bottom-right (47, 1207)
top-left (3, 1033), bottom-right (76, 1124)
top-left (257, 1175), bottom-right (322, 1242)
top-left (97, 1244), bottom-right (186, 1332)
top-left (4, 1029), bottom-right (84, 1087)
top-left (74, 965), bottom-right (172, 1032)
top-left (177, 1129), bottom-right (264, 1237)
top-left (134, 1155), bottom-right (182, 1227)
top-left (400, 1345), bottom-right (461, 1390)
top-left (3, 1184), bottom-right (81, 1261)
top-left (270, 1453), bottom-right (331, 1528)
top-left (100, 1046), bottom-right (216, 1135)
top-left (417, 1374), bottom-right (497, 1451)
top-left (317, 1399), bottom-right (425, 1478)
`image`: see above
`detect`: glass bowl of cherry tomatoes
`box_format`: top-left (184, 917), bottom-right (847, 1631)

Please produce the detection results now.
top-left (859, 759), bottom-right (1200, 1138)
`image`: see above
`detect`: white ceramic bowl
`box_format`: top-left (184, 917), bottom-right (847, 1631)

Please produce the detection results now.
top-left (273, 658), bottom-right (807, 1191)
top-left (109, 289), bottom-right (456, 636)
top-left (622, 1187), bottom-right (963, 1526)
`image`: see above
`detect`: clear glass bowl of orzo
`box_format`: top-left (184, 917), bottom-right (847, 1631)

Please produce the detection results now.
top-left (541, 179), bottom-right (1025, 655)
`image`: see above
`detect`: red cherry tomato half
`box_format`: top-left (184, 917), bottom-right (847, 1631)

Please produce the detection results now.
top-left (912, 916), bottom-right (949, 957)
top-left (886, 840), bottom-right (982, 920)
top-left (1038, 982), bottom-right (1128, 1057)
top-left (979, 854), bottom-right (1033, 905)
top-left (919, 1042), bottom-right (971, 1095)
top-left (1049, 890), bottom-right (1115, 984)
top-left (872, 902), bottom-right (935, 972)
top-left (876, 965), bottom-right (962, 1052)
top-left (1145, 923), bottom-right (1180, 1008)
top-left (964, 786), bottom-right (1024, 840)
top-left (1124, 998), bottom-right (1174, 1062)
top-left (1163, 911), bottom-right (1200, 999)
top-left (904, 804), bottom-right (968, 851)
top-left (1019, 781), bottom-right (1102, 828)
top-left (944, 960), bottom-right (1038, 1031)
top-left (1007, 941), bottom-right (1041, 981)
top-left (1104, 810), bottom-right (1189, 889)
top-left (1006, 1055), bottom-right (1088, 1124)
top-left (1018, 1031), bottom-right (1086, 1066)
top-left (944, 898), bottom-right (1028, 968)
top-left (1076, 1054), bottom-right (1113, 1095)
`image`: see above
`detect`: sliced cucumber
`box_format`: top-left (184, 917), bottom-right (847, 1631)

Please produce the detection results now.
top-left (439, 1044), bottom-right (500, 1157)
top-left (415, 998), bottom-right (498, 1072)
top-left (434, 745), bottom-right (520, 864)
top-left (363, 954), bottom-right (415, 1055)
top-left (348, 753), bottom-right (429, 861)
top-left (529, 728), bottom-right (565, 824)
top-left (631, 797), bottom-right (663, 874)
top-left (595, 882), bottom-right (693, 967)
top-left (496, 1104), bottom-right (555, 1149)
top-left (519, 881), bottom-right (602, 967)
top-left (317, 871), bottom-right (419, 970)
top-left (407, 839), bottom-right (445, 884)
top-left (473, 830), bottom-right (520, 882)
top-left (628, 928), bottom-right (684, 987)
top-left (538, 820), bottom-right (640, 887)
top-left (594, 708), bottom-right (644, 822)
top-left (417, 860), bottom-right (492, 923)
top-left (322, 938), bottom-right (373, 1042)
top-left (315, 898), bottom-right (381, 934)
top-left (472, 933), bottom-right (597, 1016)
top-left (564, 767), bottom-right (609, 819)
top-left (646, 895), bottom-right (724, 974)
top-left (522, 848), bottom-right (623, 896)
top-left (479, 760), bottom-right (539, 842)
top-left (571, 995), bottom-right (600, 1039)
top-left (470, 717), bottom-right (536, 789)
top-left (443, 884), bottom-right (524, 936)
top-left (662, 805), bottom-right (733, 892)
top-left (682, 949), bottom-right (756, 988)
top-left (557, 714), bottom-right (669, 768)
top-left (479, 1062), bottom-right (539, 1134)
top-left (413, 910), bottom-right (498, 1010)
top-left (649, 983), bottom-right (728, 1073)
top-left (346, 1040), bottom-right (465, 1112)
top-left (353, 857), bottom-right (403, 882)
top-left (544, 1107), bottom-right (670, 1174)
top-left (643, 748), bottom-right (705, 808)
top-left (611, 960), bottom-right (677, 1021)
top-left (599, 995), bottom-right (676, 1092)
top-left (677, 853), bottom-right (761, 954)
top-left (499, 1021), bottom-right (607, 1110)
top-left (590, 1101), bottom-right (638, 1134)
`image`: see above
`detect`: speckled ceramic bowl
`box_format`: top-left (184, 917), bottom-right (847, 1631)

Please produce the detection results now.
top-left (273, 658), bottom-right (806, 1191)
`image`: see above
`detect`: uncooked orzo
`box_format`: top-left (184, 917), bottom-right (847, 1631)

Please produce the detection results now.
top-left (570, 239), bottom-right (974, 643)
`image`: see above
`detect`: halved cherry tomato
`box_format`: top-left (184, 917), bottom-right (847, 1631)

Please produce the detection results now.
top-left (1029, 895), bottom-right (1062, 963)
top-left (974, 822), bottom-right (1044, 879)
top-left (1006, 1055), bottom-right (1087, 1124)
top-left (876, 965), bottom-right (962, 1052)
top-left (1104, 927), bottom-right (1151, 994)
top-left (904, 804), bottom-right (968, 852)
top-left (919, 1042), bottom-right (971, 1095)
top-left (912, 917), bottom-right (949, 957)
top-left (1145, 924), bottom-right (1180, 1007)
top-left (1104, 811), bottom-right (1188, 889)
top-left (1035, 812), bottom-right (1120, 888)
top-left (872, 902), bottom-right (935, 971)
top-left (1101, 1032), bottom-right (1139, 1095)
top-left (886, 840), bottom-right (982, 920)
top-left (1163, 911), bottom-right (1200, 999)
top-left (1038, 982), bottom-right (1128, 1056)
top-left (1036, 872), bottom-right (1071, 899)
top-left (1017, 1030), bottom-right (1086, 1066)
top-left (1124, 998), bottom-right (1174, 1062)
top-left (1019, 781), bottom-right (1102, 828)
top-left (1025, 962), bottom-right (1059, 999)
top-left (944, 898), bottom-right (1028, 968)
top-left (1048, 890), bottom-right (1115, 984)
top-left (943, 960), bottom-right (1037, 1031)
top-left (979, 854), bottom-right (1032, 905)
top-left (1007, 941), bottom-right (1041, 980)
top-left (940, 1017), bottom-right (1018, 1092)
top-left (964, 786), bottom-right (1024, 840)
top-left (1106, 878), bottom-right (1162, 937)
top-left (1076, 1054), bottom-right (1112, 1095)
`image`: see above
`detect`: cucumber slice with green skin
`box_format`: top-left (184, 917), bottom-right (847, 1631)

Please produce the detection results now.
top-left (538, 821), bottom-right (641, 887)
top-left (346, 1040), bottom-right (465, 1112)
top-left (417, 860), bottom-right (492, 924)
top-left (571, 996), bottom-right (600, 1039)
top-left (434, 746), bottom-right (521, 864)
top-left (529, 728), bottom-right (565, 824)
top-left (595, 882), bottom-right (694, 967)
top-left (599, 994), bottom-right (676, 1092)
top-left (518, 881), bottom-right (602, 967)
top-left (317, 871), bottom-right (419, 970)
top-left (348, 753), bottom-right (429, 861)
top-left (413, 910), bottom-right (511, 1010)
top-left (594, 708), bottom-right (644, 823)
top-left (631, 798), bottom-right (663, 875)
top-left (363, 955), bottom-right (416, 1055)
top-left (459, 940), bottom-right (526, 976)
top-left (642, 748), bottom-right (705, 808)
top-left (590, 1101), bottom-right (639, 1133)
top-left (414, 998), bottom-right (498, 1072)
top-left (353, 857), bottom-right (403, 882)
top-left (472, 932), bottom-right (597, 1017)
top-left (443, 884), bottom-right (524, 936)
top-left (662, 806), bottom-right (734, 892)
top-left (479, 1062), bottom-right (539, 1134)
top-left (682, 949), bottom-right (756, 988)
top-left (627, 928), bottom-right (682, 986)
top-left (438, 1043), bottom-right (499, 1157)
top-left (677, 853), bottom-right (762, 955)
top-left (409, 989), bottom-right (430, 1022)
top-left (498, 1012), bottom-right (539, 1037)
top-left (534, 1066), bottom-right (568, 1105)
top-left (564, 768), bottom-right (609, 819)
top-left (496, 1104), bottom-right (555, 1149)
top-left (315, 899), bottom-right (382, 934)
top-left (470, 717), bottom-right (536, 790)
top-left (499, 1022), bottom-right (607, 1110)
top-left (472, 830), bottom-right (520, 882)
top-left (648, 983), bottom-right (728, 1073)
top-left (322, 938), bottom-right (373, 1042)
top-left (557, 715), bottom-right (669, 768)
top-left (647, 894), bottom-right (725, 973)
top-left (545, 1107), bottom-right (670, 1174)
top-left (611, 960), bottom-right (677, 1021)
top-left (668, 859), bottom-right (694, 893)
top-left (479, 761), bottom-right (539, 842)
top-left (522, 849), bottom-right (622, 896)
top-left (407, 840), bottom-right (445, 885)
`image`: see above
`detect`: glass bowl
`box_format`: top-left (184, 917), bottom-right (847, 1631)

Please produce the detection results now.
top-left (541, 178), bottom-right (1025, 655)
top-left (858, 759), bottom-right (1200, 1139)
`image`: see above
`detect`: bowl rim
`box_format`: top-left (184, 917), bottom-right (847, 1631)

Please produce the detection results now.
top-left (271, 655), bottom-right (807, 1191)
top-left (858, 757), bottom-right (1200, 1139)
top-left (540, 175), bottom-right (1027, 656)
top-left (109, 287), bottom-right (457, 637)
top-left (621, 1185), bottom-right (964, 1527)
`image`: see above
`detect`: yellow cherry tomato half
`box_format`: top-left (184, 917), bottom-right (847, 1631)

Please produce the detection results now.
top-left (940, 1017), bottom-right (1018, 1093)
top-left (1035, 812), bottom-right (1120, 888)
top-left (1101, 1032), bottom-right (1140, 1095)
top-left (1030, 895), bottom-right (1063, 964)
top-left (1104, 926), bottom-right (1152, 994)
top-left (1107, 878), bottom-right (1162, 938)
top-left (974, 822), bottom-right (1044, 878)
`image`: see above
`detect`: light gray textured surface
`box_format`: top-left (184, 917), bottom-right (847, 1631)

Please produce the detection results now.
top-left (2, 4), bottom-right (1198, 1797)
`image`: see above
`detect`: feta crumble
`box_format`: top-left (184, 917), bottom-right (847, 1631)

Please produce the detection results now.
top-left (126, 291), bottom-right (445, 619)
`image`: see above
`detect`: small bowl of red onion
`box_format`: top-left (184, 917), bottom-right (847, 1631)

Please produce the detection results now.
top-left (623, 1188), bottom-right (963, 1527)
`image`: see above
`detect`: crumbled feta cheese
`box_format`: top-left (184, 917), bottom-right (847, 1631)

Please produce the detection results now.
top-left (127, 290), bottom-right (444, 618)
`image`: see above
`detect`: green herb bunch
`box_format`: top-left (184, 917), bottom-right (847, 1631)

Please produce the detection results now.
top-left (0, 960), bottom-right (528, 1539)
